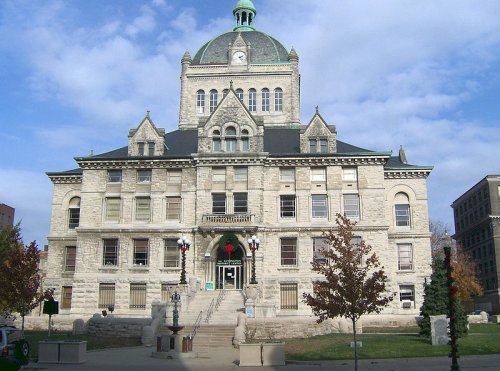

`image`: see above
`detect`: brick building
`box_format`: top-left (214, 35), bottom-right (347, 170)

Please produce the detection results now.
top-left (452, 175), bottom-right (500, 314)
top-left (45, 0), bottom-right (433, 321)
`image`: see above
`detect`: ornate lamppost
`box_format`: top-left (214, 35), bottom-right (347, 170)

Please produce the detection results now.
top-left (247, 235), bottom-right (260, 284)
top-left (444, 233), bottom-right (460, 371)
top-left (177, 236), bottom-right (191, 285)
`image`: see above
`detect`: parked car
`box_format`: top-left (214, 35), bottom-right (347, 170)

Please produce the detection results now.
top-left (0, 326), bottom-right (30, 370)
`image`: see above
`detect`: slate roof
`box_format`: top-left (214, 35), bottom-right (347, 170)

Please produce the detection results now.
top-left (192, 31), bottom-right (289, 65)
top-left (384, 156), bottom-right (433, 171)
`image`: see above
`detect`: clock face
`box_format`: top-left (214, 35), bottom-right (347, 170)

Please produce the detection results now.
top-left (232, 51), bottom-right (246, 64)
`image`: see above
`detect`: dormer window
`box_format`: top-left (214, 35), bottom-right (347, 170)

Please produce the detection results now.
top-left (213, 130), bottom-right (221, 152)
top-left (309, 140), bottom-right (316, 153)
top-left (319, 139), bottom-right (328, 153)
top-left (241, 129), bottom-right (249, 151)
top-left (148, 142), bottom-right (155, 156)
top-left (138, 142), bottom-right (145, 156)
top-left (225, 126), bottom-right (237, 152)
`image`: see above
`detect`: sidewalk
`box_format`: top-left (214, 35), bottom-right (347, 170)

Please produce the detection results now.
top-left (25, 346), bottom-right (500, 371)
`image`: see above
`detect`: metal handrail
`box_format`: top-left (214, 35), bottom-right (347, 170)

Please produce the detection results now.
top-left (204, 298), bottom-right (215, 323)
top-left (190, 310), bottom-right (203, 339)
top-left (215, 289), bottom-right (225, 310)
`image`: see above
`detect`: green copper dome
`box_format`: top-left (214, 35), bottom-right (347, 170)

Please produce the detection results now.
top-left (192, 31), bottom-right (289, 65)
top-left (233, 0), bottom-right (256, 13)
top-left (192, 1), bottom-right (289, 65)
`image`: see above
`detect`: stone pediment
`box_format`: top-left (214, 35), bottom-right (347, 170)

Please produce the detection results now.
top-left (300, 111), bottom-right (337, 153)
top-left (128, 113), bottom-right (165, 156)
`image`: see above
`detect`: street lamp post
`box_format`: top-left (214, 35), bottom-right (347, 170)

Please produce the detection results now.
top-left (177, 236), bottom-right (191, 285)
top-left (247, 235), bottom-right (260, 284)
top-left (444, 233), bottom-right (460, 371)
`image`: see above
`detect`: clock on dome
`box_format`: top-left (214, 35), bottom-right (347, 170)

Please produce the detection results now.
top-left (232, 51), bottom-right (247, 64)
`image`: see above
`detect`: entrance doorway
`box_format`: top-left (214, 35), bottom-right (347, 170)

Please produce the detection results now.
top-left (216, 265), bottom-right (243, 290)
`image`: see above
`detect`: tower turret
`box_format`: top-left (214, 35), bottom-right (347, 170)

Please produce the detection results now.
top-left (233, 0), bottom-right (256, 31)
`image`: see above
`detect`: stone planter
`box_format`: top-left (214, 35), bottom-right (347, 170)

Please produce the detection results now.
top-left (239, 342), bottom-right (285, 367)
top-left (262, 342), bottom-right (285, 366)
top-left (239, 343), bottom-right (262, 367)
top-left (38, 341), bottom-right (60, 363)
top-left (59, 341), bottom-right (87, 364)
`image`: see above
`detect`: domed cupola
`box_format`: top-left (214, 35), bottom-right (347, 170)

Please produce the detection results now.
top-left (233, 0), bottom-right (257, 31)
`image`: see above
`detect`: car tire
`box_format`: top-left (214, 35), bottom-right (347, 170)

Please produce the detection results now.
top-left (14, 339), bottom-right (30, 363)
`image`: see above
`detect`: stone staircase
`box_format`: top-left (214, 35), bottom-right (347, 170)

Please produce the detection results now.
top-left (160, 290), bottom-right (245, 350)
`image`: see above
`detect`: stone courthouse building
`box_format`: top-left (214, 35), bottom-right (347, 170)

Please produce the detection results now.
top-left (45, 0), bottom-right (433, 322)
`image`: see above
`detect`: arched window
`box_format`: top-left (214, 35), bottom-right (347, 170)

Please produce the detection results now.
top-left (248, 89), bottom-right (257, 112)
top-left (241, 129), bottom-right (249, 151)
top-left (209, 90), bottom-right (218, 112)
top-left (196, 90), bottom-right (205, 113)
top-left (225, 126), bottom-right (237, 152)
top-left (261, 88), bottom-right (270, 112)
top-left (236, 88), bottom-right (244, 102)
top-left (223, 89), bottom-right (229, 97)
top-left (68, 197), bottom-right (81, 229)
top-left (212, 130), bottom-right (221, 152)
top-left (274, 88), bottom-right (283, 111)
top-left (395, 192), bottom-right (411, 227)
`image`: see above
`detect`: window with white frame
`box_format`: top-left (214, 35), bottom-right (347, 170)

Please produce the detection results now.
top-left (166, 196), bottom-right (181, 221)
top-left (107, 170), bottom-right (122, 183)
top-left (343, 194), bottom-right (360, 220)
top-left (280, 167), bottom-right (295, 182)
top-left (311, 167), bottom-right (326, 182)
top-left (135, 197), bottom-right (150, 221)
top-left (137, 169), bottom-right (152, 183)
top-left (342, 167), bottom-right (357, 181)
top-left (225, 126), bottom-right (237, 152)
top-left (65, 246), bottom-right (76, 272)
top-left (105, 197), bottom-right (120, 222)
top-left (103, 239), bottom-right (119, 266)
top-left (236, 88), bottom-right (244, 102)
top-left (312, 194), bottom-right (328, 218)
top-left (280, 283), bottom-right (298, 310)
top-left (280, 195), bottom-right (296, 218)
top-left (234, 167), bottom-right (248, 182)
top-left (261, 88), bottom-right (270, 111)
top-left (68, 197), bottom-right (80, 229)
top-left (209, 89), bottom-right (218, 112)
top-left (280, 238), bottom-right (297, 266)
top-left (248, 89), bottom-right (257, 112)
top-left (274, 88), bottom-right (283, 111)
top-left (398, 243), bottom-right (413, 270)
top-left (212, 193), bottom-right (226, 214)
top-left (133, 239), bottom-right (148, 266)
top-left (395, 192), bottom-right (411, 227)
top-left (234, 192), bottom-right (248, 213)
top-left (98, 283), bottom-right (115, 309)
top-left (399, 285), bottom-right (415, 308)
top-left (313, 237), bottom-right (328, 264)
top-left (130, 283), bottom-right (146, 309)
top-left (164, 239), bottom-right (179, 268)
top-left (212, 167), bottom-right (226, 182)
top-left (196, 90), bottom-right (205, 113)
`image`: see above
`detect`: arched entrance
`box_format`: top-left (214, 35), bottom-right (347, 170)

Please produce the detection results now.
top-left (215, 240), bottom-right (245, 290)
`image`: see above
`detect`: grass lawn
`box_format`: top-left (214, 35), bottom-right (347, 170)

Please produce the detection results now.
top-left (285, 323), bottom-right (500, 361)
top-left (24, 331), bottom-right (141, 361)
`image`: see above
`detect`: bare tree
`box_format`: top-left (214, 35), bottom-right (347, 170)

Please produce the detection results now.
top-left (303, 214), bottom-right (394, 371)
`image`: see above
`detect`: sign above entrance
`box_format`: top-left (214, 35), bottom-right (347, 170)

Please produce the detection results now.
top-left (216, 259), bottom-right (242, 266)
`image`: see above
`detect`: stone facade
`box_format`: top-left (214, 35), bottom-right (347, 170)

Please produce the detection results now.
top-left (44, 1), bottom-right (433, 323)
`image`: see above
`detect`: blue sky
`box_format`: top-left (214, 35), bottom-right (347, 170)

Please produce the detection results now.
top-left (1, 0), bottom-right (500, 245)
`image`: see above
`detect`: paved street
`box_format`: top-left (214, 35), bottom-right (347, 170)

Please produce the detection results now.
top-left (24, 346), bottom-right (500, 371)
